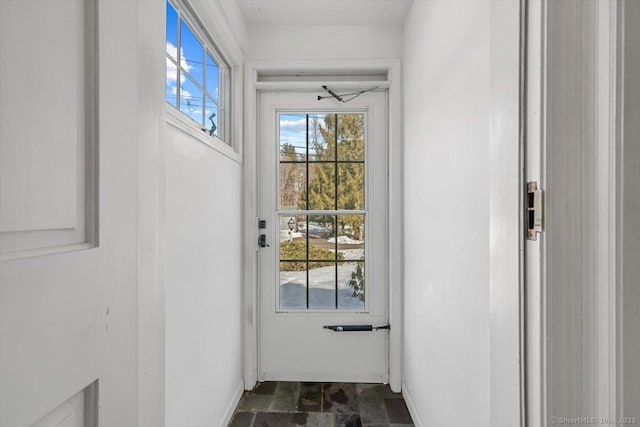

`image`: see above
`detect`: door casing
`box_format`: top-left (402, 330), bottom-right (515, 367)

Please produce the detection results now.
top-left (243, 60), bottom-right (403, 391)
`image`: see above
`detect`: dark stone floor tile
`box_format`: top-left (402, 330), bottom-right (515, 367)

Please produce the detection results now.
top-left (383, 399), bottom-right (413, 424)
top-left (238, 393), bottom-right (273, 412)
top-left (297, 382), bottom-right (322, 412)
top-left (229, 411), bottom-right (255, 427)
top-left (253, 411), bottom-right (308, 426)
top-left (306, 412), bottom-right (334, 427)
top-left (271, 382), bottom-right (300, 412)
top-left (323, 383), bottom-right (359, 413)
top-left (334, 413), bottom-right (362, 427)
top-left (358, 394), bottom-right (388, 424)
top-left (357, 384), bottom-right (401, 399)
top-left (254, 381), bottom-right (278, 395)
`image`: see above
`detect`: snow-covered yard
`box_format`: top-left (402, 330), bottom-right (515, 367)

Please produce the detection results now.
top-left (279, 262), bottom-right (365, 310)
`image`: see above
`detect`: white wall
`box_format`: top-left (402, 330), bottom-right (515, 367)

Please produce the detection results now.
top-left (165, 127), bottom-right (243, 427)
top-left (402, 1), bottom-right (491, 425)
top-left (164, 2), bottom-right (246, 427)
top-left (621, 0), bottom-right (640, 416)
top-left (247, 24), bottom-right (403, 60)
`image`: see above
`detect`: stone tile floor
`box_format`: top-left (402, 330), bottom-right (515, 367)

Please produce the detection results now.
top-left (229, 382), bottom-right (414, 427)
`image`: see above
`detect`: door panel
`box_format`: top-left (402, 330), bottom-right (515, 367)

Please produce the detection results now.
top-left (0, 0), bottom-right (96, 256)
top-left (0, 1), bottom-right (144, 426)
top-left (258, 91), bottom-right (388, 382)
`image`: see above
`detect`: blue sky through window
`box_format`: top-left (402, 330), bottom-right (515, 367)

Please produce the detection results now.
top-left (166, 2), bottom-right (177, 59)
top-left (166, 0), bottom-right (222, 135)
top-left (279, 114), bottom-right (328, 160)
top-left (205, 54), bottom-right (219, 102)
top-left (180, 20), bottom-right (203, 86)
top-left (180, 72), bottom-right (204, 126)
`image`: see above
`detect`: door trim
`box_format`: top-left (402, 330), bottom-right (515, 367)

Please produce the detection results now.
top-left (525, 0), bottom-right (622, 425)
top-left (243, 59), bottom-right (403, 392)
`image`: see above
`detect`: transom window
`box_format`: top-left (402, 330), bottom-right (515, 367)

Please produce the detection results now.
top-left (165, 0), bottom-right (230, 142)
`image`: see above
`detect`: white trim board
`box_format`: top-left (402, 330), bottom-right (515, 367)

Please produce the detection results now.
top-left (218, 380), bottom-right (244, 427)
top-left (401, 381), bottom-right (424, 427)
top-left (242, 59), bottom-right (403, 392)
top-left (525, 1), bottom-right (621, 425)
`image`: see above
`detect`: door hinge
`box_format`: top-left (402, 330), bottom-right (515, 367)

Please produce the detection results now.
top-left (527, 182), bottom-right (544, 240)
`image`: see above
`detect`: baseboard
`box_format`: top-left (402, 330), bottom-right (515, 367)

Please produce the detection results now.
top-left (218, 379), bottom-right (244, 427)
top-left (402, 381), bottom-right (425, 427)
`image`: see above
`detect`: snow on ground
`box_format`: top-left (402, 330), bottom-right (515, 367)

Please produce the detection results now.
top-left (327, 235), bottom-right (363, 245)
top-left (279, 263), bottom-right (365, 310)
top-left (279, 231), bottom-right (305, 241)
top-left (334, 248), bottom-right (364, 260)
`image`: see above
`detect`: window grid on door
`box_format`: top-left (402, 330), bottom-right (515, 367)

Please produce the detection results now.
top-left (278, 113), bottom-right (366, 310)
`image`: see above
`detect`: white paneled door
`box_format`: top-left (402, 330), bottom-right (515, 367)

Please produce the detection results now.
top-left (0, 1), bottom-right (148, 426)
top-left (258, 90), bottom-right (389, 382)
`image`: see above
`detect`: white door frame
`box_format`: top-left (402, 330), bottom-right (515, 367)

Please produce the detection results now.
top-left (525, 0), bottom-right (621, 425)
top-left (243, 59), bottom-right (403, 391)
top-left (489, 1), bottom-right (525, 425)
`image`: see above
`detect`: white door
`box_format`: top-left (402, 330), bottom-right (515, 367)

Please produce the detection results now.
top-left (258, 90), bottom-right (389, 382)
top-left (0, 1), bottom-right (151, 426)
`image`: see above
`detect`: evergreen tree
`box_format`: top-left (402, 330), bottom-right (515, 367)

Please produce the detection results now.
top-left (299, 113), bottom-right (365, 240)
top-left (279, 143), bottom-right (304, 209)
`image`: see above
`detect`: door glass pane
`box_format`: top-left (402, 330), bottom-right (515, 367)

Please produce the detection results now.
top-left (309, 261), bottom-right (337, 310)
top-left (279, 215), bottom-right (306, 260)
top-left (336, 215), bottom-right (365, 310)
top-left (309, 114), bottom-right (333, 161)
top-left (337, 113), bottom-right (365, 161)
top-left (336, 215), bottom-right (365, 260)
top-left (276, 113), bottom-right (367, 311)
top-left (308, 163), bottom-right (335, 210)
top-left (338, 261), bottom-right (365, 310)
top-left (280, 114), bottom-right (307, 161)
top-left (337, 163), bottom-right (364, 210)
top-left (306, 214), bottom-right (336, 248)
top-left (280, 261), bottom-right (307, 310)
top-left (280, 162), bottom-right (306, 209)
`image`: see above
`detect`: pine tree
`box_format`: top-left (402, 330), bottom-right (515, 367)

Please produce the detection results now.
top-left (319, 114), bottom-right (365, 240)
top-left (279, 143), bottom-right (304, 209)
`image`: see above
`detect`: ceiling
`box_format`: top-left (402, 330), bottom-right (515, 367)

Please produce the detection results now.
top-left (235, 0), bottom-right (414, 26)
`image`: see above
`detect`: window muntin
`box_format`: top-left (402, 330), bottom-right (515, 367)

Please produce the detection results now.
top-left (165, 0), bottom-right (230, 142)
top-left (278, 113), bottom-right (366, 311)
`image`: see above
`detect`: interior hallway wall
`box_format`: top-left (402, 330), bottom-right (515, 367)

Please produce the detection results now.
top-left (164, 1), bottom-right (246, 426)
top-left (402, 1), bottom-right (491, 425)
top-left (165, 127), bottom-right (243, 427)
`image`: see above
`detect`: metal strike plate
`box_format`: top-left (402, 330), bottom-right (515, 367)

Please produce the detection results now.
top-left (527, 182), bottom-right (544, 240)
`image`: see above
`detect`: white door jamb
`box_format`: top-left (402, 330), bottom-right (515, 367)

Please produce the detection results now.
top-left (242, 59), bottom-right (403, 392)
